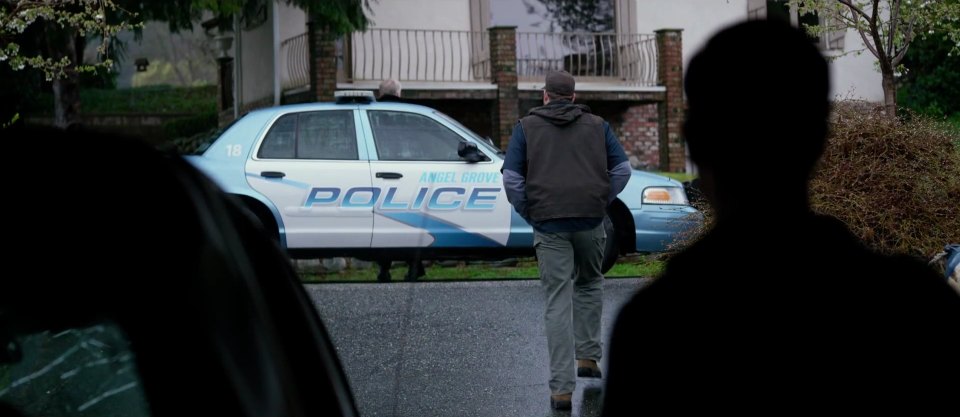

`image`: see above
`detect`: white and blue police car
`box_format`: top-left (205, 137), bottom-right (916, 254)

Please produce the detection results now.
top-left (187, 91), bottom-right (700, 272)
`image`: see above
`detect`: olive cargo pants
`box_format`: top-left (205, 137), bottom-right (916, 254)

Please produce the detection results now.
top-left (534, 223), bottom-right (605, 395)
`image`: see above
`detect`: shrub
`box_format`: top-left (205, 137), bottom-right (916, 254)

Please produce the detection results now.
top-left (168, 127), bottom-right (220, 155)
top-left (23, 86), bottom-right (217, 115)
top-left (898, 31), bottom-right (960, 119)
top-left (162, 110), bottom-right (217, 140)
top-left (666, 180), bottom-right (713, 256)
top-left (810, 101), bottom-right (960, 258)
top-left (670, 101), bottom-right (960, 260)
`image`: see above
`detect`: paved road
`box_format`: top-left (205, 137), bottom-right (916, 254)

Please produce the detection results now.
top-left (305, 278), bottom-right (650, 417)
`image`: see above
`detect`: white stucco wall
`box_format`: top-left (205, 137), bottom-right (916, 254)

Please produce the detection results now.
top-left (632, 0), bottom-right (748, 68)
top-left (276, 2), bottom-right (308, 92)
top-left (238, 4), bottom-right (275, 106)
top-left (367, 0), bottom-right (471, 30)
top-left (632, 0), bottom-right (882, 102)
top-left (277, 2), bottom-right (307, 41)
top-left (824, 34), bottom-right (884, 101)
top-left (353, 0), bottom-right (476, 81)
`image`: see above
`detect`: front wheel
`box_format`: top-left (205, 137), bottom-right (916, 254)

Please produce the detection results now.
top-left (600, 216), bottom-right (618, 274)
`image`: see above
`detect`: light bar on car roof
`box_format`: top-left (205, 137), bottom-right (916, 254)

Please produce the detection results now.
top-left (334, 90), bottom-right (375, 104)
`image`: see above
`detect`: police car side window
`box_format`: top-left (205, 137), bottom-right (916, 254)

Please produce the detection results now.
top-left (259, 111), bottom-right (358, 160)
top-left (259, 114), bottom-right (297, 159)
top-left (298, 111), bottom-right (358, 160)
top-left (369, 111), bottom-right (469, 161)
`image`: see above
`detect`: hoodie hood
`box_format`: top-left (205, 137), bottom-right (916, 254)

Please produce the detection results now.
top-left (527, 100), bottom-right (593, 126)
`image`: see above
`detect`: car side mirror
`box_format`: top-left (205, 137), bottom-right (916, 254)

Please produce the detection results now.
top-left (457, 142), bottom-right (486, 163)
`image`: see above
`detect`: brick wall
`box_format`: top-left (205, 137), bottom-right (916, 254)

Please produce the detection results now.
top-left (309, 23), bottom-right (337, 103)
top-left (521, 99), bottom-right (660, 170)
top-left (490, 26), bottom-right (518, 151)
top-left (413, 99), bottom-right (494, 142)
top-left (592, 103), bottom-right (660, 170)
top-left (656, 29), bottom-right (685, 172)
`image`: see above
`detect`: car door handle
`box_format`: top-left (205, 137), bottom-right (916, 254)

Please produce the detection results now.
top-left (376, 172), bottom-right (403, 179)
top-left (261, 171), bottom-right (286, 179)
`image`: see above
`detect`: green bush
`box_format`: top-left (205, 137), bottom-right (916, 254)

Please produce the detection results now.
top-left (24, 85), bottom-right (217, 115)
top-left (168, 127), bottom-right (220, 155)
top-left (898, 31), bottom-right (960, 119)
top-left (163, 110), bottom-right (217, 139)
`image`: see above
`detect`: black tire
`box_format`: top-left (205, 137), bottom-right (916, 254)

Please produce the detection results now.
top-left (601, 216), bottom-right (618, 274)
top-left (233, 196), bottom-right (280, 243)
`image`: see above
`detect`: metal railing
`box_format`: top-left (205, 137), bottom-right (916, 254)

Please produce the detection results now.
top-left (280, 30), bottom-right (658, 90)
top-left (516, 32), bottom-right (658, 86)
top-left (280, 33), bottom-right (310, 91)
top-left (348, 29), bottom-right (491, 83)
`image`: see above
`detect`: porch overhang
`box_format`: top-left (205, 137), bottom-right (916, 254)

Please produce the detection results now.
top-left (337, 81), bottom-right (499, 100)
top-left (518, 82), bottom-right (665, 102)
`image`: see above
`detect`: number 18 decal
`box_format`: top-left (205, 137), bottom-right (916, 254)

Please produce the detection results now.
top-left (226, 144), bottom-right (242, 157)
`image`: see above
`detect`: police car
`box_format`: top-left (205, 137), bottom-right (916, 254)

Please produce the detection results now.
top-left (187, 91), bottom-right (700, 272)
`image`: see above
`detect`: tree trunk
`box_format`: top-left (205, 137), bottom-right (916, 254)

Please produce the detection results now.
top-left (881, 68), bottom-right (897, 119)
top-left (46, 26), bottom-right (81, 129)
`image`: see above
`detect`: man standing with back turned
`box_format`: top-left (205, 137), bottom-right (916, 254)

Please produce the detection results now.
top-left (502, 70), bottom-right (631, 410)
top-left (377, 78), bottom-right (403, 102)
top-left (374, 78), bottom-right (428, 282)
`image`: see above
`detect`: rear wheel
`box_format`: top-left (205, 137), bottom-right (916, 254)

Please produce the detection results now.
top-left (601, 216), bottom-right (618, 274)
top-left (233, 196), bottom-right (280, 243)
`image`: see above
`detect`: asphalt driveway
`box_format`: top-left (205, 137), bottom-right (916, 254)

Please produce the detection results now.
top-left (305, 278), bottom-right (650, 417)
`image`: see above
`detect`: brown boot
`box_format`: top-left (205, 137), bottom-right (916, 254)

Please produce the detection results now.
top-left (550, 393), bottom-right (572, 410)
top-left (577, 359), bottom-right (602, 378)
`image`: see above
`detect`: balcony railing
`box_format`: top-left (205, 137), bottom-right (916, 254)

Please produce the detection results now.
top-left (280, 33), bottom-right (310, 91)
top-left (347, 29), bottom-right (491, 83)
top-left (279, 29), bottom-right (659, 92)
top-left (516, 32), bottom-right (658, 86)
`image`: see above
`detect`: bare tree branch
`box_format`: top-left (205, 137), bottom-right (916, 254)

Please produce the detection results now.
top-left (867, 0), bottom-right (890, 65)
top-left (832, 8), bottom-right (859, 28)
top-left (888, 0), bottom-right (901, 56)
top-left (838, 0), bottom-right (872, 21)
top-left (852, 0), bottom-right (880, 59)
top-left (892, 15), bottom-right (918, 66)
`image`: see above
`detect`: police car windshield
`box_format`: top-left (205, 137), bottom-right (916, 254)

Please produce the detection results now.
top-left (434, 111), bottom-right (503, 155)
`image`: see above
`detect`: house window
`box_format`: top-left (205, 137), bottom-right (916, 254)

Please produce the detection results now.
top-left (489, 0), bottom-right (615, 33)
top-left (747, 0), bottom-right (845, 51)
top-left (486, 0), bottom-right (641, 80)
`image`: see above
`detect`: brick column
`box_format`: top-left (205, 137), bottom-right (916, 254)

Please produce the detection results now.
top-left (489, 26), bottom-right (518, 150)
top-left (656, 29), bottom-right (685, 172)
top-left (308, 21), bottom-right (337, 102)
top-left (216, 56), bottom-right (234, 127)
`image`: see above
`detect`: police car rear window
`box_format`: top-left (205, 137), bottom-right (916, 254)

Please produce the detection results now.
top-left (258, 111), bottom-right (358, 160)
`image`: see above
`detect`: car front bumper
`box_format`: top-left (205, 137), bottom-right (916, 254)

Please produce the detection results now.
top-left (632, 205), bottom-right (702, 253)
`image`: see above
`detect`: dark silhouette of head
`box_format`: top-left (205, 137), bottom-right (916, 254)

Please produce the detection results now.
top-left (600, 23), bottom-right (960, 416)
top-left (684, 20), bottom-right (830, 218)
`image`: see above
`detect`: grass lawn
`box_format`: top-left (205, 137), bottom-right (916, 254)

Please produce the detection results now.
top-left (300, 255), bottom-right (664, 283)
top-left (653, 171), bottom-right (696, 183)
